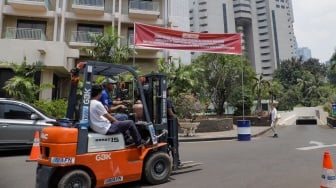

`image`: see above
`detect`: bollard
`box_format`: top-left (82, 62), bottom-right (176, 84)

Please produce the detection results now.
top-left (237, 120), bottom-right (251, 141)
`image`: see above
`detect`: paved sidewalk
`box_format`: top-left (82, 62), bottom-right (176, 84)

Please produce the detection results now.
top-left (179, 126), bottom-right (271, 142)
top-left (178, 106), bottom-right (329, 142)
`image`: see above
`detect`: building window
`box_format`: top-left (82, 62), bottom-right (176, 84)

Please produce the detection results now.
top-left (16, 20), bottom-right (47, 40)
top-left (75, 24), bottom-right (104, 42)
top-left (78, 24), bottom-right (104, 33)
top-left (128, 28), bottom-right (134, 46)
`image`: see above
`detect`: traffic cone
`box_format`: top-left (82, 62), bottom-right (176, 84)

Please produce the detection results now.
top-left (26, 131), bottom-right (41, 162)
top-left (321, 151), bottom-right (336, 188)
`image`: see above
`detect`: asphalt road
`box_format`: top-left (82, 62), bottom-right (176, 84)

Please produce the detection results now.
top-left (1, 124), bottom-right (336, 188)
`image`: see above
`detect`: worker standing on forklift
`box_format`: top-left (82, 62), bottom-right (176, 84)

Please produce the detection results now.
top-left (90, 84), bottom-right (146, 147)
top-left (167, 87), bottom-right (181, 166)
top-left (100, 78), bottom-right (129, 121)
top-left (167, 87), bottom-right (176, 118)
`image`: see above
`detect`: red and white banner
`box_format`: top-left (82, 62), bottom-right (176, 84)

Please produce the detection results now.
top-left (134, 23), bottom-right (242, 55)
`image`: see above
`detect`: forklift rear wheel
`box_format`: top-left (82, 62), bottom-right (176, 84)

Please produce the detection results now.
top-left (143, 152), bottom-right (172, 185)
top-left (57, 169), bottom-right (91, 188)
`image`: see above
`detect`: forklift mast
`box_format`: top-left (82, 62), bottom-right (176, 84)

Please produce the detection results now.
top-left (143, 73), bottom-right (168, 131)
top-left (142, 74), bottom-right (180, 168)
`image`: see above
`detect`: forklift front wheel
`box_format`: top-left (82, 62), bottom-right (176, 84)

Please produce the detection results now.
top-left (57, 169), bottom-right (92, 188)
top-left (143, 152), bottom-right (172, 185)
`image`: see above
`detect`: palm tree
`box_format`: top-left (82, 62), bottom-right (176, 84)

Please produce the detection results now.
top-left (297, 72), bottom-right (322, 106)
top-left (268, 80), bottom-right (283, 104)
top-left (83, 27), bottom-right (134, 64)
top-left (252, 74), bottom-right (270, 113)
top-left (1, 57), bottom-right (52, 103)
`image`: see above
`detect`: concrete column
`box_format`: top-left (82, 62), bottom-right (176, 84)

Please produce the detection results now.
top-left (53, 0), bottom-right (60, 41)
top-left (117, 0), bottom-right (121, 46)
top-left (40, 70), bottom-right (53, 101)
top-left (0, 0), bottom-right (4, 35)
top-left (60, 0), bottom-right (67, 42)
top-left (112, 0), bottom-right (115, 28)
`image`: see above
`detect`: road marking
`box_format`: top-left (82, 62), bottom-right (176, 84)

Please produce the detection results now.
top-left (283, 114), bottom-right (296, 122)
top-left (296, 141), bottom-right (336, 151)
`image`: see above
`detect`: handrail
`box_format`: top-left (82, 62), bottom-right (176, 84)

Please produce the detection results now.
top-left (5, 27), bottom-right (47, 40)
top-left (70, 31), bottom-right (102, 43)
top-left (129, 0), bottom-right (159, 12)
top-left (72, 0), bottom-right (104, 7)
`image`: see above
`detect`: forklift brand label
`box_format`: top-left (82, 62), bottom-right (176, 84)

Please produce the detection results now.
top-left (95, 137), bottom-right (119, 143)
top-left (104, 176), bottom-right (123, 184)
top-left (82, 106), bottom-right (89, 121)
top-left (83, 88), bottom-right (91, 104)
top-left (51, 157), bottom-right (75, 164)
top-left (96, 153), bottom-right (111, 161)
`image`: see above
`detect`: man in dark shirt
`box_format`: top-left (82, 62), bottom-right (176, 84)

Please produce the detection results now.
top-left (166, 87), bottom-right (181, 166)
top-left (167, 87), bottom-right (176, 119)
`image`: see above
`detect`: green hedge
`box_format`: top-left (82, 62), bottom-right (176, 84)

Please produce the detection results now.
top-left (34, 99), bottom-right (67, 119)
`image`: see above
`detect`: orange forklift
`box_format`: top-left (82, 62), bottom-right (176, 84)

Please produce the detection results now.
top-left (36, 61), bottom-right (201, 188)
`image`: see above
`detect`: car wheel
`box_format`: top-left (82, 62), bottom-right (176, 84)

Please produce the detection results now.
top-left (143, 152), bottom-right (172, 185)
top-left (57, 169), bottom-right (91, 188)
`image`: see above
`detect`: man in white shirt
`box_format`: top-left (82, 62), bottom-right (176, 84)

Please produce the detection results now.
top-left (270, 103), bottom-right (278, 138)
top-left (89, 85), bottom-right (144, 146)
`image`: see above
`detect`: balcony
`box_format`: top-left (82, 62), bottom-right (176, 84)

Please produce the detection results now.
top-left (69, 31), bottom-right (102, 47)
top-left (7, 0), bottom-right (50, 11)
top-left (72, 0), bottom-right (105, 15)
top-left (128, 0), bottom-right (160, 19)
top-left (5, 27), bottom-right (47, 40)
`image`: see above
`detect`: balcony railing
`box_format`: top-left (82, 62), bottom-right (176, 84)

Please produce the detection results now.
top-left (72, 0), bottom-right (105, 14)
top-left (8, 0), bottom-right (51, 11)
top-left (70, 31), bottom-right (103, 43)
top-left (129, 0), bottom-right (160, 12)
top-left (72, 0), bottom-right (104, 7)
top-left (5, 27), bottom-right (47, 40)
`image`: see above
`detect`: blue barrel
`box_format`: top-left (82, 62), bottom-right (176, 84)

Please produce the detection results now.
top-left (332, 103), bottom-right (336, 117)
top-left (237, 120), bottom-right (251, 141)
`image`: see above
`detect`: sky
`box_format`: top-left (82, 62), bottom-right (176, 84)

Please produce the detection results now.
top-left (292, 0), bottom-right (336, 62)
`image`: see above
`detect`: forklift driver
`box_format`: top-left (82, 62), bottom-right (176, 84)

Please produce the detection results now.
top-left (100, 78), bottom-right (129, 121)
top-left (90, 84), bottom-right (146, 147)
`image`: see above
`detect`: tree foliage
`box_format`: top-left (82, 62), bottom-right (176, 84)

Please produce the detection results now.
top-left (157, 58), bottom-right (205, 117)
top-left (274, 57), bottom-right (304, 89)
top-left (274, 57), bottom-right (328, 109)
top-left (1, 57), bottom-right (53, 103)
top-left (83, 27), bottom-right (134, 64)
top-left (252, 74), bottom-right (270, 112)
top-left (302, 58), bottom-right (326, 77)
top-left (192, 54), bottom-right (254, 115)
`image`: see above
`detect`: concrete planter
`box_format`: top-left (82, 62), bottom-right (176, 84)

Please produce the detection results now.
top-left (179, 121), bottom-right (200, 136)
top-left (197, 118), bottom-right (233, 132)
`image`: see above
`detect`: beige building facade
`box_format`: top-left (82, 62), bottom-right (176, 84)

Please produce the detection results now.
top-left (0, 0), bottom-right (170, 100)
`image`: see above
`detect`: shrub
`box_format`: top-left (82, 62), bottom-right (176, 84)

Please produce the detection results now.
top-left (323, 102), bottom-right (332, 117)
top-left (34, 99), bottom-right (67, 119)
